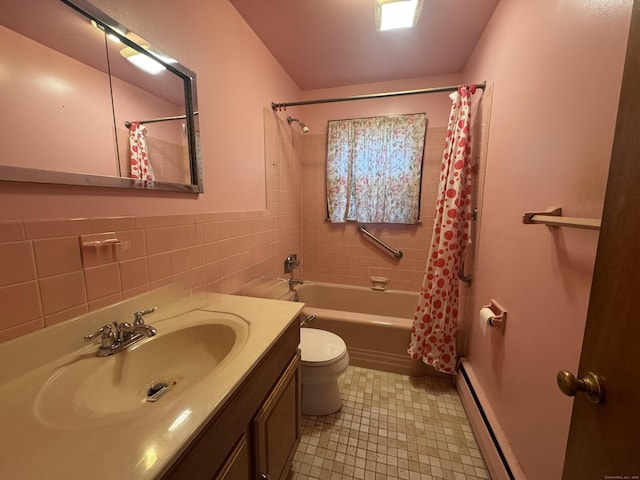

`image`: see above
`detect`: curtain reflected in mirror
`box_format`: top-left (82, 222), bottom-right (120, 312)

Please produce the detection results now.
top-left (0, 0), bottom-right (202, 192)
top-left (105, 30), bottom-right (191, 184)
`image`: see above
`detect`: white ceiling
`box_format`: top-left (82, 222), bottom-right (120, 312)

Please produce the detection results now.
top-left (229, 0), bottom-right (500, 91)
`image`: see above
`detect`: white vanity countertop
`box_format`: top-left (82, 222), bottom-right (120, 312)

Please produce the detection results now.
top-left (0, 292), bottom-right (303, 479)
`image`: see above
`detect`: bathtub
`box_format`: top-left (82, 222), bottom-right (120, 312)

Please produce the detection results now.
top-left (295, 281), bottom-right (444, 377)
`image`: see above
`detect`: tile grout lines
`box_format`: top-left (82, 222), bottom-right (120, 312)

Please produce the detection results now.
top-left (291, 366), bottom-right (489, 480)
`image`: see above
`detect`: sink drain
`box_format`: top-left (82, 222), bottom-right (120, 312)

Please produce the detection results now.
top-left (146, 382), bottom-right (170, 402)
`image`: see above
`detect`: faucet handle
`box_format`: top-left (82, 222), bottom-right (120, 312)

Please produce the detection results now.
top-left (84, 324), bottom-right (113, 342)
top-left (84, 324), bottom-right (116, 349)
top-left (284, 254), bottom-right (300, 273)
top-left (133, 306), bottom-right (157, 325)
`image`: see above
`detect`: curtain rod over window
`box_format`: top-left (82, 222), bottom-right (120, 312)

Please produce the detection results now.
top-left (271, 81), bottom-right (486, 111)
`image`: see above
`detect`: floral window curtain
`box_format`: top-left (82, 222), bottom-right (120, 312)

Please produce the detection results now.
top-left (129, 121), bottom-right (155, 186)
top-left (407, 85), bottom-right (480, 374)
top-left (326, 113), bottom-right (427, 224)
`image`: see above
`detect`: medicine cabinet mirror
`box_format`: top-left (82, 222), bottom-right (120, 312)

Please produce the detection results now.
top-left (0, 0), bottom-right (203, 193)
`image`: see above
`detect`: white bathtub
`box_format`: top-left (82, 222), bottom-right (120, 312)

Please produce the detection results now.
top-left (295, 281), bottom-right (443, 377)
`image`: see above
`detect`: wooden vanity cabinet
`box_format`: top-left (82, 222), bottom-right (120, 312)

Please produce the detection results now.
top-left (252, 350), bottom-right (302, 480)
top-left (215, 434), bottom-right (251, 479)
top-left (162, 320), bottom-right (301, 480)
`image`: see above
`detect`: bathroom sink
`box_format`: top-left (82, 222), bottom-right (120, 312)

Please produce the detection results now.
top-left (34, 312), bottom-right (249, 428)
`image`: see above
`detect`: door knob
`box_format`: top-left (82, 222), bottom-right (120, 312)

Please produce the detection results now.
top-left (556, 370), bottom-right (605, 404)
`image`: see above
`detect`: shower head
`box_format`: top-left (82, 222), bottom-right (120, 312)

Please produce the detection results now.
top-left (287, 116), bottom-right (309, 133)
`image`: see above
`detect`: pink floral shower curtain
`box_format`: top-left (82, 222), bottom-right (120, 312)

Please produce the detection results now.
top-left (407, 85), bottom-right (478, 374)
top-left (129, 122), bottom-right (155, 185)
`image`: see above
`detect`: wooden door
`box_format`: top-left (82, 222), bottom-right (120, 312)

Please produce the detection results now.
top-left (562, 0), bottom-right (640, 477)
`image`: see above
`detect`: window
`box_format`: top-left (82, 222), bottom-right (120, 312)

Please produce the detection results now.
top-left (326, 113), bottom-right (427, 224)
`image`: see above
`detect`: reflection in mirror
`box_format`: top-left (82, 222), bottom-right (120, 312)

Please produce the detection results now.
top-left (1, 0), bottom-right (117, 176)
top-left (105, 33), bottom-right (191, 185)
top-left (0, 0), bottom-right (202, 193)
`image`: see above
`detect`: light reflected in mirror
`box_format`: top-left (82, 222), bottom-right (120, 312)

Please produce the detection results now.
top-left (106, 30), bottom-right (192, 185)
top-left (0, 0), bottom-right (202, 192)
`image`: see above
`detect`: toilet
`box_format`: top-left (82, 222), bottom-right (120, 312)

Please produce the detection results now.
top-left (299, 328), bottom-right (350, 416)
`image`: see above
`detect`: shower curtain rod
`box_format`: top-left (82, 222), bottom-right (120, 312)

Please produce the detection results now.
top-left (124, 112), bottom-right (198, 129)
top-left (271, 81), bottom-right (486, 111)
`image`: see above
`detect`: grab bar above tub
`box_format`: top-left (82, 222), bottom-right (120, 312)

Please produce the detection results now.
top-left (358, 225), bottom-right (403, 259)
top-left (458, 259), bottom-right (472, 287)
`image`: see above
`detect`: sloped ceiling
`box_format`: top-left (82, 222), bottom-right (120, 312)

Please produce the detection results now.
top-left (229, 0), bottom-right (499, 90)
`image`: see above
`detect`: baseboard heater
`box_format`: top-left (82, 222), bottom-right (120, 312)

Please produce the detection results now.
top-left (456, 361), bottom-right (520, 480)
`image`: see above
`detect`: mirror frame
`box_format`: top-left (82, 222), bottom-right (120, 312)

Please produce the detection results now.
top-left (0, 0), bottom-right (203, 193)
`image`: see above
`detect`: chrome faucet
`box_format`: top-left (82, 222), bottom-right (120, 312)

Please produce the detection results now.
top-left (284, 254), bottom-right (300, 274)
top-left (284, 254), bottom-right (303, 300)
top-left (288, 278), bottom-right (304, 288)
top-left (84, 307), bottom-right (157, 357)
top-left (287, 278), bottom-right (303, 302)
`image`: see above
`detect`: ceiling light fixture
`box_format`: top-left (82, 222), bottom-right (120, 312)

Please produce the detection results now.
top-left (90, 19), bottom-right (123, 43)
top-left (376, 0), bottom-right (423, 31)
top-left (119, 46), bottom-right (177, 75)
top-left (120, 46), bottom-right (167, 75)
top-left (91, 18), bottom-right (175, 75)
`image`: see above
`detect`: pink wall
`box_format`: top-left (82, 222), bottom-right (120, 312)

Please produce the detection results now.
top-left (462, 1), bottom-right (632, 478)
top-left (0, 0), bottom-right (301, 220)
top-left (0, 26), bottom-right (116, 176)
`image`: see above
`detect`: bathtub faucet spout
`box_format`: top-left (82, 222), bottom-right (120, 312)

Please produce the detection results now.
top-left (288, 278), bottom-right (304, 289)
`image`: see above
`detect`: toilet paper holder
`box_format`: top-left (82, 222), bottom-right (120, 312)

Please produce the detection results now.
top-left (482, 299), bottom-right (507, 328)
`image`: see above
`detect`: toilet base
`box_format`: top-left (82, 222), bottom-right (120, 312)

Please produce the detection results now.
top-left (302, 380), bottom-right (342, 416)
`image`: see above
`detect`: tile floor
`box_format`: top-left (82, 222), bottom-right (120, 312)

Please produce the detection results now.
top-left (291, 366), bottom-right (489, 480)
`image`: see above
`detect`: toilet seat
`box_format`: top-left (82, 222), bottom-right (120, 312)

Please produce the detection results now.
top-left (300, 328), bottom-right (347, 366)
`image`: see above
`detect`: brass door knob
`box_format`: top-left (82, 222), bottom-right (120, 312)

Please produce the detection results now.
top-left (556, 370), bottom-right (605, 404)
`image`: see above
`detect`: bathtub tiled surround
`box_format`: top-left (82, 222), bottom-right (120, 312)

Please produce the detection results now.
top-left (297, 115), bottom-right (492, 357)
top-left (300, 131), bottom-right (442, 292)
top-left (300, 90), bottom-right (492, 298)
top-left (292, 366), bottom-right (488, 480)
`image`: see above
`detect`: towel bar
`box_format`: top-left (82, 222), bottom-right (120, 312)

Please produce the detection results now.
top-left (523, 208), bottom-right (601, 231)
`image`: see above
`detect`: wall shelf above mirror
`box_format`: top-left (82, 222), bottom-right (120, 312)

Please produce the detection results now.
top-left (0, 0), bottom-right (203, 193)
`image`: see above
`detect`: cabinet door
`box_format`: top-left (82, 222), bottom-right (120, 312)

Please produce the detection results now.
top-left (215, 433), bottom-right (250, 480)
top-left (252, 351), bottom-right (302, 480)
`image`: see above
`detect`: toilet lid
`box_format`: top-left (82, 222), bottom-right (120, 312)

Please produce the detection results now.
top-left (300, 328), bottom-right (347, 365)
